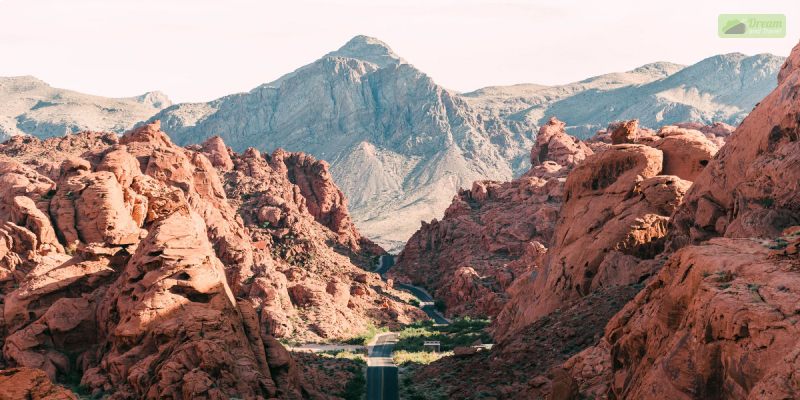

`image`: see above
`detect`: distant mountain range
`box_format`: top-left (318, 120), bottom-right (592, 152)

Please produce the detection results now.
top-left (0, 36), bottom-right (784, 250)
top-left (467, 51), bottom-right (783, 137)
top-left (0, 76), bottom-right (170, 141)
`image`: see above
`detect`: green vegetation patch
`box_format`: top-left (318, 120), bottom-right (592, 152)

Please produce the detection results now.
top-left (342, 323), bottom-right (389, 346)
top-left (394, 317), bottom-right (492, 353)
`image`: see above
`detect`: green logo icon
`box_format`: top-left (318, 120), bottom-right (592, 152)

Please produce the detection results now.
top-left (719, 14), bottom-right (786, 38)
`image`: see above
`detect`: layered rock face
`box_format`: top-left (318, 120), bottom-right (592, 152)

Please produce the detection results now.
top-left (0, 122), bottom-right (420, 398)
top-left (391, 118), bottom-right (588, 317)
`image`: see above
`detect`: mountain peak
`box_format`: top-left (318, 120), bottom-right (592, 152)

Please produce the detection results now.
top-left (326, 35), bottom-right (403, 67)
top-left (133, 90), bottom-right (172, 109)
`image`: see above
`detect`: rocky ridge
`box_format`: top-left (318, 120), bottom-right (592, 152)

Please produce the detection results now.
top-left (390, 117), bottom-right (590, 317)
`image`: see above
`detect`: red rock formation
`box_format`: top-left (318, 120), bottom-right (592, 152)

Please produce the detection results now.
top-left (580, 41), bottom-right (800, 400)
top-left (269, 148), bottom-right (384, 255)
top-left (391, 118), bottom-right (585, 317)
top-left (222, 147), bottom-right (423, 339)
top-left (493, 143), bottom-right (691, 339)
top-left (653, 126), bottom-right (719, 181)
top-left (398, 43), bottom-right (799, 400)
top-left (531, 117), bottom-right (593, 168)
top-left (0, 367), bottom-right (78, 399)
top-left (671, 42), bottom-right (800, 247)
top-left (520, 41), bottom-right (800, 400)
top-left (604, 237), bottom-right (800, 399)
top-left (610, 119), bottom-right (640, 144)
top-left (0, 121), bottom-right (421, 398)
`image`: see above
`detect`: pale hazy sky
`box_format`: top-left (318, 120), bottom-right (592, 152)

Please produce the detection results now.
top-left (1, 0), bottom-right (798, 103)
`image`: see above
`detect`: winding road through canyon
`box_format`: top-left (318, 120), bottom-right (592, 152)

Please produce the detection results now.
top-left (366, 255), bottom-right (449, 399)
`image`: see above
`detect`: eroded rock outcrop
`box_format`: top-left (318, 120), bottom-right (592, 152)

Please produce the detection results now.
top-left (0, 367), bottom-right (78, 400)
top-left (671, 42), bottom-right (800, 247)
top-left (269, 149), bottom-right (384, 255)
top-left (494, 143), bottom-right (691, 338)
top-left (578, 40), bottom-right (800, 400)
top-left (0, 121), bottom-right (421, 398)
top-left (391, 119), bottom-right (585, 317)
top-left (525, 41), bottom-right (800, 400)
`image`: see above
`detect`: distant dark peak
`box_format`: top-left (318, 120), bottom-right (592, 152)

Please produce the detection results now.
top-left (325, 35), bottom-right (404, 68)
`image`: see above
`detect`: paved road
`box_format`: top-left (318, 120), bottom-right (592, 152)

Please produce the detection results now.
top-left (366, 255), bottom-right (449, 399)
top-left (366, 333), bottom-right (400, 400)
top-left (287, 344), bottom-right (365, 353)
top-left (377, 254), bottom-right (450, 325)
top-left (395, 283), bottom-right (450, 325)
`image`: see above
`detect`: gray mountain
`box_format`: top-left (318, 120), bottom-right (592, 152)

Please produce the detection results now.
top-left (149, 36), bottom-right (783, 250)
top-left (466, 53), bottom-right (784, 137)
top-left (0, 76), bottom-right (171, 141)
top-left (150, 35), bottom-right (534, 250)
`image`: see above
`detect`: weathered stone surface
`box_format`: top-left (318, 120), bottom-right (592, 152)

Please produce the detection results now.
top-left (605, 238), bottom-right (800, 399)
top-left (0, 121), bottom-right (421, 397)
top-left (653, 126), bottom-right (719, 181)
top-left (531, 117), bottom-right (593, 168)
top-left (0, 367), bottom-right (78, 400)
top-left (269, 148), bottom-right (384, 254)
top-left (494, 144), bottom-right (691, 339)
top-left (670, 41), bottom-right (800, 247)
top-left (392, 120), bottom-right (584, 318)
top-left (200, 135), bottom-right (234, 171)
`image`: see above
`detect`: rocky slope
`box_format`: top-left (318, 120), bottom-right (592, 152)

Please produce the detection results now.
top-left (0, 121), bottom-right (421, 398)
top-left (404, 41), bottom-right (800, 400)
top-left (462, 61), bottom-right (685, 122)
top-left (0, 76), bottom-right (170, 141)
top-left (390, 118), bottom-right (591, 318)
top-left (576, 40), bottom-right (800, 400)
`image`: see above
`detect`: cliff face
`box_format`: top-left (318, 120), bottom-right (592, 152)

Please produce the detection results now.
top-left (0, 122), bottom-right (421, 398)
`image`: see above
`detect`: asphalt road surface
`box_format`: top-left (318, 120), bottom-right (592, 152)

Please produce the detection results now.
top-left (366, 332), bottom-right (400, 400)
top-left (395, 283), bottom-right (450, 325)
top-left (366, 255), bottom-right (449, 399)
top-left (376, 255), bottom-right (449, 325)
